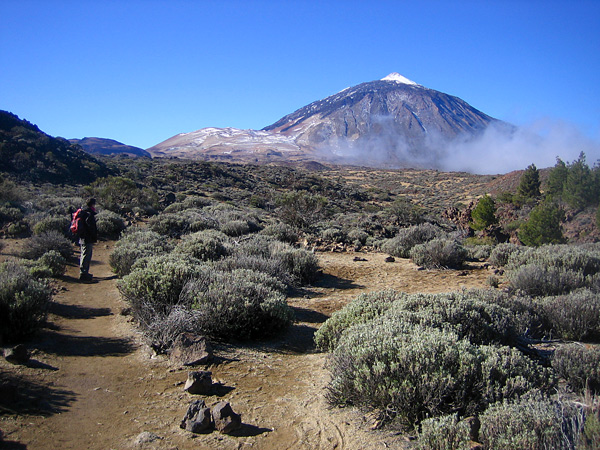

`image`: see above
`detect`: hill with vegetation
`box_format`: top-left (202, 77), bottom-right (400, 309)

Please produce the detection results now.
top-left (0, 110), bottom-right (111, 184)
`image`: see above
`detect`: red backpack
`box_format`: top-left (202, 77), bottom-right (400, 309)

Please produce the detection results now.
top-left (70, 208), bottom-right (84, 236)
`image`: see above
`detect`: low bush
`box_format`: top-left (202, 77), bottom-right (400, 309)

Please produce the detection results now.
top-left (220, 219), bottom-right (252, 237)
top-left (552, 344), bottom-right (600, 393)
top-left (506, 244), bottom-right (600, 277)
top-left (172, 231), bottom-right (229, 262)
top-left (277, 247), bottom-right (319, 285)
top-left (35, 250), bottom-right (67, 277)
top-left (162, 196), bottom-right (211, 212)
top-left (95, 210), bottom-right (126, 238)
top-left (0, 259), bottom-right (53, 343)
top-left (147, 213), bottom-right (190, 238)
top-left (260, 222), bottom-right (300, 244)
top-left (314, 290), bottom-right (400, 351)
top-left (478, 395), bottom-right (581, 450)
top-left (409, 238), bottom-right (467, 269)
top-left (109, 229), bottom-right (173, 277)
top-left (347, 229), bottom-right (369, 247)
top-left (321, 227), bottom-right (346, 243)
top-left (488, 243), bottom-right (523, 267)
top-left (538, 290), bottom-right (600, 341)
top-left (414, 414), bottom-right (472, 450)
top-left (19, 230), bottom-right (74, 260)
top-left (181, 269), bottom-right (293, 340)
top-left (31, 215), bottom-right (69, 236)
top-left (381, 223), bottom-right (445, 258)
top-left (326, 318), bottom-right (553, 429)
top-left (507, 264), bottom-right (586, 296)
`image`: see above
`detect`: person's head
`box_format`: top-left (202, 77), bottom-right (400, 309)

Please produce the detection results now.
top-left (86, 198), bottom-right (97, 209)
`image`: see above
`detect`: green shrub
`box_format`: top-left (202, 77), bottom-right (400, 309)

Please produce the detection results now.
top-left (163, 196), bottom-right (211, 212)
top-left (381, 290), bottom-right (528, 347)
top-left (147, 213), bottom-right (190, 237)
top-left (260, 222), bottom-right (300, 244)
top-left (507, 264), bottom-right (586, 296)
top-left (465, 243), bottom-right (493, 260)
top-left (347, 229), bottom-right (369, 247)
top-left (414, 414), bottom-right (472, 450)
top-left (552, 344), bottom-right (600, 393)
top-left (539, 290), bottom-right (600, 341)
top-left (471, 195), bottom-right (498, 231)
top-left (19, 230), bottom-right (74, 260)
top-left (109, 229), bottom-right (173, 277)
top-left (277, 247), bottom-right (319, 285)
top-left (321, 227), bottom-right (346, 243)
top-left (172, 231), bottom-right (228, 261)
top-left (181, 269), bottom-right (293, 340)
top-left (0, 204), bottom-right (24, 225)
top-left (220, 219), bottom-right (252, 237)
top-left (519, 200), bottom-right (565, 246)
top-left (488, 243), bottom-right (523, 267)
top-left (479, 395), bottom-right (580, 450)
top-left (214, 254), bottom-right (293, 287)
top-left (410, 238), bottom-right (467, 269)
top-left (0, 259), bottom-right (52, 343)
top-left (381, 223), bottom-right (445, 258)
top-left (506, 244), bottom-right (600, 276)
top-left (95, 210), bottom-right (126, 238)
top-left (36, 250), bottom-right (67, 277)
top-left (314, 290), bottom-right (400, 351)
top-left (117, 254), bottom-right (206, 322)
top-left (31, 215), bottom-right (69, 236)
top-left (326, 318), bottom-right (553, 429)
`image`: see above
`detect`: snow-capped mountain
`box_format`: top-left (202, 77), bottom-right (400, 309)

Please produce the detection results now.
top-left (147, 74), bottom-right (509, 168)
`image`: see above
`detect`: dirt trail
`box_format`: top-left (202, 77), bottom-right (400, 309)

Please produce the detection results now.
top-left (1, 242), bottom-right (491, 449)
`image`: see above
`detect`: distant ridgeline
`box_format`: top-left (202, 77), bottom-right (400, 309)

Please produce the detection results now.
top-left (0, 110), bottom-right (111, 184)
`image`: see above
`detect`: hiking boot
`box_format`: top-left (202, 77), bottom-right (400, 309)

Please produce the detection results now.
top-left (79, 273), bottom-right (93, 281)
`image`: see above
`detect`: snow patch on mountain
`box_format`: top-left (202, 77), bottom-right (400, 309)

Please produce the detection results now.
top-left (381, 73), bottom-right (418, 86)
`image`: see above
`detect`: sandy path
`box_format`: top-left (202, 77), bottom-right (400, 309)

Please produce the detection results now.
top-left (1, 242), bottom-right (492, 449)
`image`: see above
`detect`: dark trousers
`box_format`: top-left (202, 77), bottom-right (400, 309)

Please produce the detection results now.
top-left (79, 239), bottom-right (93, 275)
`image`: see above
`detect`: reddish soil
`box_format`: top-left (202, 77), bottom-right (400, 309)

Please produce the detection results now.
top-left (0, 241), bottom-right (492, 449)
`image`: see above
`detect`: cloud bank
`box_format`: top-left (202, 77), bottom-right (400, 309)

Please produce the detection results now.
top-left (316, 118), bottom-right (600, 175)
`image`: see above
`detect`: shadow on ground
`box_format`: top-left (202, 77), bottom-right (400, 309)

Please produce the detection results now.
top-left (49, 302), bottom-right (113, 319)
top-left (0, 368), bottom-right (76, 417)
top-left (35, 330), bottom-right (136, 357)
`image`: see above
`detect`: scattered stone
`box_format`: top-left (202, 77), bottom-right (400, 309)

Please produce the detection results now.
top-left (384, 256), bottom-right (395, 262)
top-left (353, 256), bottom-right (368, 262)
top-left (457, 271), bottom-right (468, 276)
top-left (212, 401), bottom-right (242, 434)
top-left (170, 332), bottom-right (213, 366)
top-left (184, 370), bottom-right (213, 395)
top-left (4, 344), bottom-right (30, 364)
top-left (180, 399), bottom-right (213, 433)
top-left (133, 431), bottom-right (161, 445)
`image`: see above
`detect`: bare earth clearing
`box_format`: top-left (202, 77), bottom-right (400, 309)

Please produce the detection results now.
top-left (1, 240), bottom-right (491, 450)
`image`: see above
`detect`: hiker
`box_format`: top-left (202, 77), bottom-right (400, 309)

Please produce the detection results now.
top-left (77, 198), bottom-right (98, 281)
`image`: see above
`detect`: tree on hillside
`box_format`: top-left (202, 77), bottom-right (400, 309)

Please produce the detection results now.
top-left (470, 195), bottom-right (497, 231)
top-left (563, 152), bottom-right (596, 210)
top-left (519, 200), bottom-right (565, 246)
top-left (546, 157), bottom-right (568, 199)
top-left (517, 163), bottom-right (541, 199)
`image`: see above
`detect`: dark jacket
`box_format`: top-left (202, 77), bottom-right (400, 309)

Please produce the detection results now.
top-left (79, 207), bottom-right (98, 243)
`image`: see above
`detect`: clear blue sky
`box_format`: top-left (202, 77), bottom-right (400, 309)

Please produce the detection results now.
top-left (1, 0), bottom-right (599, 161)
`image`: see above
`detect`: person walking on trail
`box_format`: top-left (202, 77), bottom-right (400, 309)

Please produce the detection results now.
top-left (78, 197), bottom-right (98, 281)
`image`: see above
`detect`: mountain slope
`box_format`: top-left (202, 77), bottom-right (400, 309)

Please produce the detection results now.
top-left (70, 137), bottom-right (150, 158)
top-left (0, 110), bottom-right (111, 184)
top-left (148, 74), bottom-right (510, 169)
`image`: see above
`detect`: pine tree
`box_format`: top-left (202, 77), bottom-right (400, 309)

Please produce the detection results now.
top-left (563, 152), bottom-right (594, 209)
top-left (546, 157), bottom-right (568, 199)
top-left (517, 163), bottom-right (541, 199)
top-left (470, 195), bottom-right (497, 231)
top-left (519, 200), bottom-right (565, 246)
